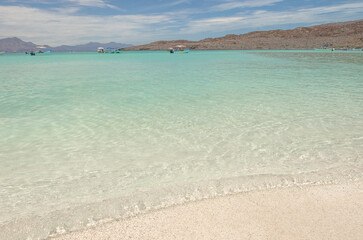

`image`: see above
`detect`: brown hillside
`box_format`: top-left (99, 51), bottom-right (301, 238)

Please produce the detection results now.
top-left (125, 20), bottom-right (363, 51)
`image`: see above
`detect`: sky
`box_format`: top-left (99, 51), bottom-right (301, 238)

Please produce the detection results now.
top-left (0, 0), bottom-right (362, 46)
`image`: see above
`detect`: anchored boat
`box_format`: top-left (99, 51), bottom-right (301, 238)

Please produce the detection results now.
top-left (105, 48), bottom-right (121, 54)
top-left (98, 47), bottom-right (121, 54)
top-left (169, 45), bottom-right (190, 54)
top-left (98, 47), bottom-right (105, 53)
top-left (27, 46), bottom-right (52, 56)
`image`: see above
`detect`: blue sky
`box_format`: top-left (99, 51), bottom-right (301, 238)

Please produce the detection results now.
top-left (0, 0), bottom-right (362, 46)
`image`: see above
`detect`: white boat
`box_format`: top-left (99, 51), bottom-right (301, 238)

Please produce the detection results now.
top-left (0, 52), bottom-right (5, 55)
top-left (169, 45), bottom-right (190, 54)
top-left (98, 47), bottom-right (105, 53)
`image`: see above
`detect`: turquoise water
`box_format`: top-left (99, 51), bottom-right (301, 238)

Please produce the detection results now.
top-left (0, 51), bottom-right (362, 239)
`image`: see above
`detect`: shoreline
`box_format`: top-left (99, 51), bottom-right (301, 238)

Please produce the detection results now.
top-left (2, 49), bottom-right (363, 54)
top-left (53, 182), bottom-right (362, 240)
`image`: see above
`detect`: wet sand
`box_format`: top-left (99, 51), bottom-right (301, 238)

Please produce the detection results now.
top-left (53, 183), bottom-right (362, 240)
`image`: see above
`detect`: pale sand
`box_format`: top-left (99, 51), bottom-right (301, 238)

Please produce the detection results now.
top-left (54, 183), bottom-right (362, 240)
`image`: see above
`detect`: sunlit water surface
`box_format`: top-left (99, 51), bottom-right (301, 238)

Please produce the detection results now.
top-left (0, 51), bottom-right (362, 239)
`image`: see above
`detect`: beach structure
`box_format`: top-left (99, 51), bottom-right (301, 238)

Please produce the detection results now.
top-left (169, 45), bottom-right (190, 53)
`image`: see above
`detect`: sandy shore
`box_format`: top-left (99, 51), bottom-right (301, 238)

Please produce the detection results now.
top-left (53, 183), bottom-right (362, 240)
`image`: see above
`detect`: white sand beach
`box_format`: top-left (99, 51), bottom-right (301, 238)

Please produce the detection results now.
top-left (54, 182), bottom-right (362, 240)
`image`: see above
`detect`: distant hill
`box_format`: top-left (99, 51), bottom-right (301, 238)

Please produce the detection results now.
top-left (52, 42), bottom-right (133, 52)
top-left (0, 38), bottom-right (132, 52)
top-left (0, 37), bottom-right (45, 52)
top-left (125, 19), bottom-right (363, 51)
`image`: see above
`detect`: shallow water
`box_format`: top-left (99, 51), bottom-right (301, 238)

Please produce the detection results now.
top-left (0, 51), bottom-right (362, 239)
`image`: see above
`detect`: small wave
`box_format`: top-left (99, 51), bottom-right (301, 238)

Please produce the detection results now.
top-left (0, 167), bottom-right (361, 240)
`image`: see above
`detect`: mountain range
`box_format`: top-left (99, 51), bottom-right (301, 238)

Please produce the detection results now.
top-left (125, 19), bottom-right (363, 51)
top-left (1, 19), bottom-right (362, 52)
top-left (0, 38), bottom-right (132, 52)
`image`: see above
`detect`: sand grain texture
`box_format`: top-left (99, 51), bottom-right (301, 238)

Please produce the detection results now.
top-left (54, 183), bottom-right (362, 240)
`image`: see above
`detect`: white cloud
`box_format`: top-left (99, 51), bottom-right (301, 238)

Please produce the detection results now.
top-left (5, 0), bottom-right (120, 9)
top-left (0, 5), bottom-right (172, 45)
top-left (209, 0), bottom-right (283, 12)
top-left (184, 2), bottom-right (363, 33)
top-left (162, 0), bottom-right (190, 7)
top-left (66, 0), bottom-right (119, 9)
top-left (0, 2), bottom-right (362, 45)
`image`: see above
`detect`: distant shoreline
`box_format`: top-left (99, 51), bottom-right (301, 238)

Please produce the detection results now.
top-left (2, 49), bottom-right (362, 54)
top-left (123, 19), bottom-right (363, 51)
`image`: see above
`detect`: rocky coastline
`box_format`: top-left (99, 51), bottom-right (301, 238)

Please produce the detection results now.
top-left (124, 20), bottom-right (363, 51)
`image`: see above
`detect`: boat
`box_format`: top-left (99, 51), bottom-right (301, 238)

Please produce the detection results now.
top-left (40, 50), bottom-right (52, 55)
top-left (0, 52), bottom-right (5, 55)
top-left (98, 47), bottom-right (121, 54)
top-left (169, 45), bottom-right (190, 54)
top-left (28, 50), bottom-right (52, 56)
top-left (28, 46), bottom-right (52, 56)
top-left (105, 47), bottom-right (121, 54)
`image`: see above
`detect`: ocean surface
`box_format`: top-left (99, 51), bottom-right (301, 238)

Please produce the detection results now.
top-left (0, 50), bottom-right (362, 239)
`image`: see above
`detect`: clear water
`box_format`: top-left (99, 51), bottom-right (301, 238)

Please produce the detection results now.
top-left (0, 51), bottom-right (362, 239)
